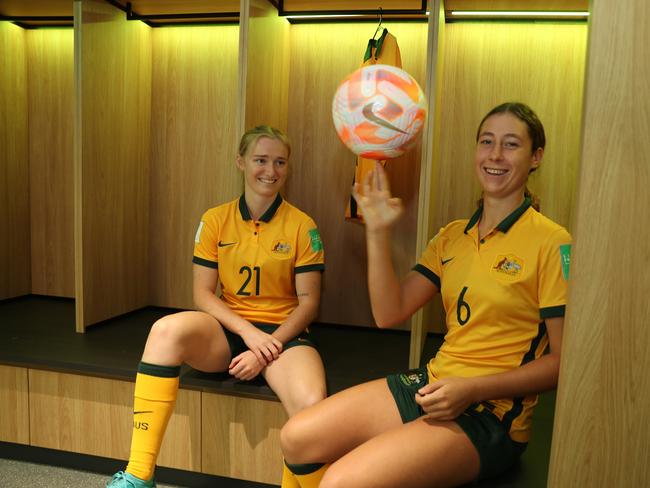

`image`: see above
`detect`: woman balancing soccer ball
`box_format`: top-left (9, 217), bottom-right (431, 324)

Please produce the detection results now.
top-left (107, 126), bottom-right (327, 488)
top-left (281, 102), bottom-right (571, 488)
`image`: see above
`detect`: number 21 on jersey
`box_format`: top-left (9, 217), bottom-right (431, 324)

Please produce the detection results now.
top-left (237, 266), bottom-right (260, 296)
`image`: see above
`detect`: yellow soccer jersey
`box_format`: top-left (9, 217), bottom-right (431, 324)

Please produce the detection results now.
top-left (414, 198), bottom-right (572, 442)
top-left (193, 195), bottom-right (325, 325)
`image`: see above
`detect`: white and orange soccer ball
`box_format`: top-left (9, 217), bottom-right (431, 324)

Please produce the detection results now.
top-left (332, 64), bottom-right (427, 160)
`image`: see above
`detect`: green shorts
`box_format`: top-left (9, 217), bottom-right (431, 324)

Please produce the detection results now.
top-left (223, 323), bottom-right (317, 359)
top-left (386, 367), bottom-right (527, 480)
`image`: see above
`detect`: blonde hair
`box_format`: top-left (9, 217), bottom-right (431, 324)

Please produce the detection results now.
top-left (238, 125), bottom-right (291, 158)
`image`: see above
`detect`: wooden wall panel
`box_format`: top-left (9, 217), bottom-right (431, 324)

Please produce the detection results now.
top-left (548, 1), bottom-right (650, 486)
top-left (28, 370), bottom-right (201, 471)
top-left (202, 392), bottom-right (287, 485)
top-left (77, 0), bottom-right (152, 328)
top-left (434, 22), bottom-right (587, 232)
top-left (242, 0), bottom-right (290, 132)
top-left (0, 22), bottom-right (30, 300)
top-left (27, 29), bottom-right (75, 298)
top-left (149, 26), bottom-right (240, 310)
top-left (287, 22), bottom-right (428, 328)
top-left (0, 365), bottom-right (29, 444)
top-left (410, 0), bottom-right (445, 366)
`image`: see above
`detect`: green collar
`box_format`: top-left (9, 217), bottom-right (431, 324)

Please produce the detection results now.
top-left (464, 197), bottom-right (532, 234)
top-left (238, 194), bottom-right (283, 222)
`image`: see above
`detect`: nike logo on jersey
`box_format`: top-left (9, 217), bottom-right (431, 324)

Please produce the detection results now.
top-left (133, 410), bottom-right (153, 415)
top-left (218, 241), bottom-right (236, 247)
top-left (362, 103), bottom-right (407, 134)
top-left (441, 257), bottom-right (455, 265)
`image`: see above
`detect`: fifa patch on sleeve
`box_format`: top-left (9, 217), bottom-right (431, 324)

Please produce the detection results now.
top-left (559, 244), bottom-right (571, 280)
top-left (195, 221), bottom-right (204, 243)
top-left (308, 229), bottom-right (323, 252)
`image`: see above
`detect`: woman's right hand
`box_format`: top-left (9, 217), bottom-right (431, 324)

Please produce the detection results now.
top-left (351, 162), bottom-right (404, 232)
top-left (240, 325), bottom-right (283, 364)
top-left (229, 350), bottom-right (266, 381)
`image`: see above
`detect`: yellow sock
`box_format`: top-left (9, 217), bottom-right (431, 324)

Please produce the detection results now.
top-left (281, 461), bottom-right (301, 488)
top-left (286, 462), bottom-right (330, 488)
top-left (125, 362), bottom-right (180, 481)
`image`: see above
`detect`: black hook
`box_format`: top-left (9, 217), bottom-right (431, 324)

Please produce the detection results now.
top-left (372, 7), bottom-right (384, 40)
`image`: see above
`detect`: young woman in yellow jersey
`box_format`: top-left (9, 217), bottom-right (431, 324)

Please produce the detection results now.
top-left (108, 126), bottom-right (326, 488)
top-left (280, 103), bottom-right (571, 487)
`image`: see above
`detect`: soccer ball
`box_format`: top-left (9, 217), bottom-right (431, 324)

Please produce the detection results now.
top-left (332, 64), bottom-right (427, 160)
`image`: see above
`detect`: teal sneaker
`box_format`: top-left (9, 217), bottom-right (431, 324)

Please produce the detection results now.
top-left (106, 471), bottom-right (156, 487)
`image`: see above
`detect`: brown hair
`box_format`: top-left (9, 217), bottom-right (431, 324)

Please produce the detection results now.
top-left (476, 102), bottom-right (546, 154)
top-left (476, 102), bottom-right (545, 211)
top-left (238, 125), bottom-right (291, 158)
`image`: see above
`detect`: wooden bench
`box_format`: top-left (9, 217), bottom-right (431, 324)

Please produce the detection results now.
top-left (0, 295), bottom-right (553, 487)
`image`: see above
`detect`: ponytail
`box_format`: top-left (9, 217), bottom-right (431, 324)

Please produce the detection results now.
top-left (525, 187), bottom-right (540, 211)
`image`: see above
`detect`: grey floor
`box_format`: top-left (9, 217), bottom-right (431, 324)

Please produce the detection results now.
top-left (0, 459), bottom-right (183, 488)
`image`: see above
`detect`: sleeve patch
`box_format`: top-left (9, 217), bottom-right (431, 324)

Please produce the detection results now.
top-left (308, 228), bottom-right (323, 252)
top-left (195, 221), bottom-right (204, 243)
top-left (559, 244), bottom-right (571, 280)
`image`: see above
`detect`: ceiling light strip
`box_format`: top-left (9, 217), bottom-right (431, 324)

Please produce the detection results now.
top-left (450, 10), bottom-right (589, 18)
top-left (285, 14), bottom-right (364, 19)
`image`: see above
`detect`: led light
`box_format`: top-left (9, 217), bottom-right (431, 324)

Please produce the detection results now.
top-left (285, 14), bottom-right (364, 19)
top-left (450, 10), bottom-right (589, 19)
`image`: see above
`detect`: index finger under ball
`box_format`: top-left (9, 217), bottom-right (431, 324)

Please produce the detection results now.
top-left (376, 162), bottom-right (391, 193)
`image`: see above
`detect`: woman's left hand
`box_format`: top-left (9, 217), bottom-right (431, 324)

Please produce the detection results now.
top-left (228, 350), bottom-right (267, 381)
top-left (415, 376), bottom-right (478, 421)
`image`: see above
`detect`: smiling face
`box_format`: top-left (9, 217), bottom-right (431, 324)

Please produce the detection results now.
top-left (474, 112), bottom-right (543, 202)
top-left (237, 136), bottom-right (289, 199)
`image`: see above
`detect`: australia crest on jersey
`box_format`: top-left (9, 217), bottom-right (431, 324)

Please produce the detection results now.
top-left (492, 254), bottom-right (524, 279)
top-left (271, 239), bottom-right (292, 255)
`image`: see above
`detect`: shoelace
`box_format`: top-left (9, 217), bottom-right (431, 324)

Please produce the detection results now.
top-left (108, 471), bottom-right (134, 488)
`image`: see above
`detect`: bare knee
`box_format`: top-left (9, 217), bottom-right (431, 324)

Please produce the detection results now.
top-left (142, 314), bottom-right (187, 364)
top-left (281, 413), bottom-right (321, 463)
top-left (301, 387), bottom-right (327, 410)
top-left (148, 315), bottom-right (185, 345)
top-left (280, 416), bottom-right (303, 462)
top-left (285, 387), bottom-right (326, 417)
